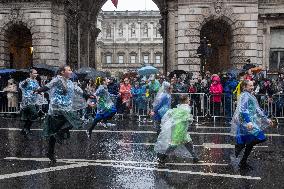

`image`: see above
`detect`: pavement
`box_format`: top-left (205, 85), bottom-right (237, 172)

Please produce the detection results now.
top-left (0, 116), bottom-right (283, 189)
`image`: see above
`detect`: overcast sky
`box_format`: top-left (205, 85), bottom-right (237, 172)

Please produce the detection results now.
top-left (102, 0), bottom-right (159, 11)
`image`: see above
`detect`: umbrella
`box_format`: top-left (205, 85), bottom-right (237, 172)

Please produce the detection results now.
top-left (243, 63), bottom-right (256, 71)
top-left (75, 67), bottom-right (97, 75)
top-left (33, 63), bottom-right (58, 76)
top-left (122, 71), bottom-right (137, 79)
top-left (251, 66), bottom-right (263, 74)
top-left (0, 69), bottom-right (16, 75)
top-left (84, 71), bottom-right (107, 80)
top-left (11, 69), bottom-right (30, 82)
top-left (137, 65), bottom-right (158, 76)
top-left (169, 70), bottom-right (187, 78)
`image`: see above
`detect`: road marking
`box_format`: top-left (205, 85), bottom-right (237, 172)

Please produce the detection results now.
top-left (0, 127), bottom-right (283, 137)
top-left (3, 157), bottom-right (260, 180)
top-left (118, 142), bottom-right (269, 149)
top-left (0, 163), bottom-right (89, 180)
top-left (4, 157), bottom-right (228, 167)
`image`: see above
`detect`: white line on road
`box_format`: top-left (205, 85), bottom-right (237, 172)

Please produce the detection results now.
top-left (118, 142), bottom-right (269, 149)
top-left (3, 157), bottom-right (260, 180)
top-left (0, 127), bottom-right (283, 137)
top-left (0, 163), bottom-right (90, 180)
top-left (4, 157), bottom-right (228, 166)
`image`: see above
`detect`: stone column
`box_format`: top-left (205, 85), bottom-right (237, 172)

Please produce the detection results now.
top-left (126, 22), bottom-right (129, 41)
top-left (77, 22), bottom-right (81, 68)
top-left (150, 21), bottom-right (154, 42)
top-left (167, 0), bottom-right (176, 72)
top-left (138, 21), bottom-right (141, 42)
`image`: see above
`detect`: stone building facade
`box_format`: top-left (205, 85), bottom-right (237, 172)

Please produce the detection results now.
top-left (168, 0), bottom-right (284, 75)
top-left (96, 11), bottom-right (163, 73)
top-left (0, 0), bottom-right (284, 76)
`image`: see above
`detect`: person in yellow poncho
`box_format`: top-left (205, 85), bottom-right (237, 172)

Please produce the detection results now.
top-left (233, 74), bottom-right (245, 100)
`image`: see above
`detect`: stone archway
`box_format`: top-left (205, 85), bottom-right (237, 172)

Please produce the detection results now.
top-left (200, 19), bottom-right (232, 73)
top-left (5, 23), bottom-right (33, 69)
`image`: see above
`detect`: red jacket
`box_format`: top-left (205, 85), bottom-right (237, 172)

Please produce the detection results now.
top-left (119, 83), bottom-right (132, 103)
top-left (209, 75), bottom-right (223, 102)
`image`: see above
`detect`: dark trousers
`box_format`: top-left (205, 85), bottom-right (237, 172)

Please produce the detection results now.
top-left (157, 142), bottom-right (198, 161)
top-left (89, 111), bottom-right (116, 132)
top-left (22, 120), bottom-right (32, 133)
top-left (235, 139), bottom-right (266, 164)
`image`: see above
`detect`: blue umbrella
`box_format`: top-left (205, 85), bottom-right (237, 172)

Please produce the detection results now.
top-left (0, 69), bottom-right (16, 75)
top-left (138, 65), bottom-right (158, 76)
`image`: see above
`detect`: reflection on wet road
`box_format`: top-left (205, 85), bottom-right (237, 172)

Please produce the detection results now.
top-left (0, 117), bottom-right (283, 188)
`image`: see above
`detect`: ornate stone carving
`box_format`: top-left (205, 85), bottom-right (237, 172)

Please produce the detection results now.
top-left (214, 0), bottom-right (224, 14)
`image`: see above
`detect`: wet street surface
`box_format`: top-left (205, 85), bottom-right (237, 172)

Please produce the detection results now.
top-left (0, 117), bottom-right (283, 189)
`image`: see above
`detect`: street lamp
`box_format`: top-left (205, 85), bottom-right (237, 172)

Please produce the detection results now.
top-left (197, 37), bottom-right (212, 77)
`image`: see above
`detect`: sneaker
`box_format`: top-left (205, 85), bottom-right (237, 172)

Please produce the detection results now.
top-left (97, 122), bottom-right (106, 127)
top-left (192, 157), bottom-right (201, 163)
top-left (86, 130), bottom-right (92, 139)
top-left (46, 153), bottom-right (56, 165)
top-left (239, 161), bottom-right (253, 170)
top-left (106, 123), bottom-right (116, 127)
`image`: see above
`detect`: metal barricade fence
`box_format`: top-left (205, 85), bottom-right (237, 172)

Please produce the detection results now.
top-left (207, 94), bottom-right (235, 122)
top-left (0, 91), bottom-right (20, 114)
top-left (171, 93), bottom-right (208, 122)
top-left (271, 94), bottom-right (284, 119)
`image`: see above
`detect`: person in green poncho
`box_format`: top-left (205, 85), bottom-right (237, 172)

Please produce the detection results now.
top-left (155, 94), bottom-right (200, 165)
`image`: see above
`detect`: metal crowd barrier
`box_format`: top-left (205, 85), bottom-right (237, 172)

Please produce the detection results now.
top-left (2, 91), bottom-right (284, 124)
top-left (0, 91), bottom-right (20, 114)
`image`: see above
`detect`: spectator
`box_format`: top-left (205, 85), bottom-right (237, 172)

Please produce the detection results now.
top-left (209, 74), bottom-right (223, 116)
top-left (3, 79), bottom-right (18, 112)
top-left (119, 77), bottom-right (132, 113)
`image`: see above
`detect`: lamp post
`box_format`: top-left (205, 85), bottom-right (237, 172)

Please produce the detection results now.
top-left (197, 37), bottom-right (212, 77)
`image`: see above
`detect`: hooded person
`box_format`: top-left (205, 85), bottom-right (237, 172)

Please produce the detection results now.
top-left (86, 77), bottom-right (117, 139)
top-left (224, 73), bottom-right (238, 123)
top-left (155, 94), bottom-right (199, 165)
top-left (231, 80), bottom-right (273, 169)
top-left (151, 81), bottom-right (172, 135)
top-left (209, 74), bottom-right (223, 116)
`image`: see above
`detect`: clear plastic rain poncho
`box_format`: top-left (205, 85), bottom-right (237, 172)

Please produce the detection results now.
top-left (95, 85), bottom-right (114, 114)
top-left (19, 78), bottom-right (46, 108)
top-left (45, 76), bottom-right (85, 114)
top-left (231, 91), bottom-right (270, 137)
top-left (155, 104), bottom-right (194, 154)
top-left (152, 81), bottom-right (171, 121)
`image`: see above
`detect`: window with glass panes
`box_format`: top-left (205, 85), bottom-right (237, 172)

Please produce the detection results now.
top-left (270, 28), bottom-right (284, 71)
top-left (106, 55), bottom-right (112, 64)
top-left (155, 55), bottom-right (161, 64)
top-left (118, 55), bottom-right (124, 64)
top-left (143, 55), bottom-right (149, 64)
top-left (130, 55), bottom-right (136, 63)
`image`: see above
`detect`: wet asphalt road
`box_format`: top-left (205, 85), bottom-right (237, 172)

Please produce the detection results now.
top-left (0, 116), bottom-right (283, 189)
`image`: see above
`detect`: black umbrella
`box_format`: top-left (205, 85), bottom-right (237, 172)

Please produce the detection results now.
top-left (169, 70), bottom-right (187, 78)
top-left (33, 63), bottom-right (58, 76)
top-left (11, 69), bottom-right (30, 82)
top-left (75, 67), bottom-right (97, 75)
top-left (84, 71), bottom-right (107, 80)
top-left (242, 64), bottom-right (256, 71)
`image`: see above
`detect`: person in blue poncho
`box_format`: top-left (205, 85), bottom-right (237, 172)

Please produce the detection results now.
top-left (86, 77), bottom-right (117, 139)
top-left (34, 65), bottom-right (91, 164)
top-left (19, 69), bottom-right (42, 137)
top-left (231, 80), bottom-right (273, 169)
top-left (224, 73), bottom-right (238, 124)
top-left (151, 81), bottom-right (172, 136)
